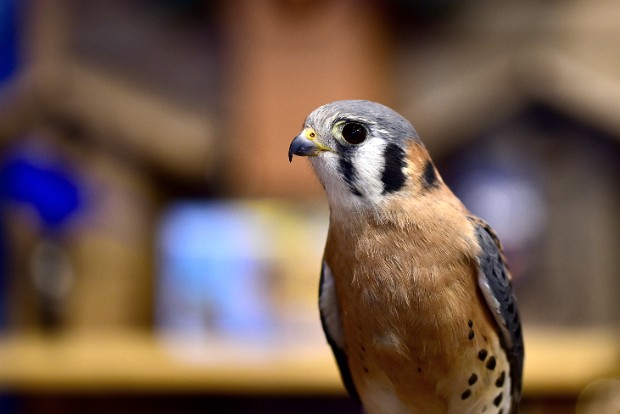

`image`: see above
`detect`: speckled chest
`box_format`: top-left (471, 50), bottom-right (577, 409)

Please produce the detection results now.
top-left (324, 214), bottom-right (513, 414)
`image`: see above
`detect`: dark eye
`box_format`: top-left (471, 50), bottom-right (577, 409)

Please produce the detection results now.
top-left (341, 122), bottom-right (367, 145)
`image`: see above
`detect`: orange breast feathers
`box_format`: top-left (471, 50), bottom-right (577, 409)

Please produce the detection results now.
top-left (322, 187), bottom-right (507, 411)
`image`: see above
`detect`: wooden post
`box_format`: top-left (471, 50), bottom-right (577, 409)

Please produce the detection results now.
top-left (220, 0), bottom-right (392, 198)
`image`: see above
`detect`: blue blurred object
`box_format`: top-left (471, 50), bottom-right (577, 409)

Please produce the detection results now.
top-left (0, 154), bottom-right (83, 230)
top-left (157, 202), bottom-right (275, 339)
top-left (0, 146), bottom-right (82, 338)
top-left (0, 0), bottom-right (19, 328)
top-left (0, 1), bottom-right (20, 411)
top-left (0, 0), bottom-right (18, 84)
top-left (448, 161), bottom-right (546, 249)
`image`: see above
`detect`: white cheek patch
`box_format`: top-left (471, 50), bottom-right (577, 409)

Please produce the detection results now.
top-left (311, 153), bottom-right (343, 192)
top-left (311, 154), bottom-right (361, 209)
top-left (352, 139), bottom-right (388, 203)
top-left (310, 139), bottom-right (389, 211)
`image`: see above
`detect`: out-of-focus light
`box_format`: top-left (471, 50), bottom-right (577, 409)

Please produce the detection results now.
top-left (577, 378), bottom-right (620, 414)
top-left (456, 168), bottom-right (547, 248)
top-left (156, 200), bottom-right (329, 352)
top-left (443, 144), bottom-right (548, 282)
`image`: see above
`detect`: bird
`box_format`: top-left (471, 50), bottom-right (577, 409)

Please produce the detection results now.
top-left (288, 100), bottom-right (524, 414)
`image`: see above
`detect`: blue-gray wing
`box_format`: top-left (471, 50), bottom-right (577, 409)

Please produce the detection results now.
top-left (319, 261), bottom-right (360, 404)
top-left (471, 218), bottom-right (524, 405)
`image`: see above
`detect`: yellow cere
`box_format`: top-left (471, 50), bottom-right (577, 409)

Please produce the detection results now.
top-left (304, 128), bottom-right (317, 140)
top-left (304, 128), bottom-right (334, 153)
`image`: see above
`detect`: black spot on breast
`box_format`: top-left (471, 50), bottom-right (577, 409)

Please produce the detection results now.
top-left (478, 349), bottom-right (488, 361)
top-left (417, 367), bottom-right (422, 373)
top-left (496, 371), bottom-right (506, 387)
top-left (468, 320), bottom-right (473, 328)
top-left (460, 389), bottom-right (471, 400)
top-left (381, 143), bottom-right (407, 194)
top-left (493, 392), bottom-right (503, 407)
top-left (468, 331), bottom-right (475, 340)
top-left (421, 160), bottom-right (440, 190)
top-left (363, 366), bottom-right (369, 373)
top-left (468, 373), bottom-right (478, 385)
top-left (486, 356), bottom-right (497, 370)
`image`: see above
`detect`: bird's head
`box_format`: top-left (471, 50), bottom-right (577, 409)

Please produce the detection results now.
top-left (289, 100), bottom-right (440, 211)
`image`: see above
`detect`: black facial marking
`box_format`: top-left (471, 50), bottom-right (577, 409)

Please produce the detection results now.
top-left (338, 152), bottom-right (362, 197)
top-left (468, 373), bottom-right (478, 386)
top-left (461, 389), bottom-right (471, 400)
top-left (381, 143), bottom-right (407, 194)
top-left (496, 371), bottom-right (506, 387)
top-left (493, 392), bottom-right (503, 407)
top-left (486, 356), bottom-right (497, 370)
top-left (421, 160), bottom-right (440, 190)
top-left (478, 349), bottom-right (488, 361)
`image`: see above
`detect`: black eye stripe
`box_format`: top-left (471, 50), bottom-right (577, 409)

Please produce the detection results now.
top-left (339, 156), bottom-right (355, 187)
top-left (336, 142), bottom-right (362, 197)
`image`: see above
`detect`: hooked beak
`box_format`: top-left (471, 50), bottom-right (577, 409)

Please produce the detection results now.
top-left (288, 128), bottom-right (330, 162)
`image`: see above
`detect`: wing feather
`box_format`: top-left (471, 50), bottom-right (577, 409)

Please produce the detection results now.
top-left (319, 261), bottom-right (360, 403)
top-left (471, 217), bottom-right (524, 405)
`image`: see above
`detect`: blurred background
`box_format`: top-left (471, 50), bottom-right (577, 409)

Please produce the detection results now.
top-left (1, 0), bottom-right (620, 413)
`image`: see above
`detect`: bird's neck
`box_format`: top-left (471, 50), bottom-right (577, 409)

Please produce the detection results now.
top-left (326, 192), bottom-right (479, 288)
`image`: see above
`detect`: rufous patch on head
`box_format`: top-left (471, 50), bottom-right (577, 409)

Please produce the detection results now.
top-left (421, 160), bottom-right (439, 189)
top-left (403, 142), bottom-right (442, 193)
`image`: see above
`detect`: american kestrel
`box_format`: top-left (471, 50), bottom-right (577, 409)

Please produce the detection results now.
top-left (288, 100), bottom-right (524, 414)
